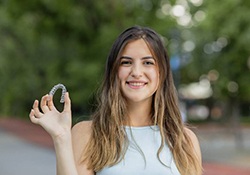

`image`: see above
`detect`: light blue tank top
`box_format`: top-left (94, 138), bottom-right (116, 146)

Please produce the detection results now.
top-left (96, 125), bottom-right (180, 175)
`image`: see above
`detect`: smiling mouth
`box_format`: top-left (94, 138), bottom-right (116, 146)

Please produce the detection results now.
top-left (126, 81), bottom-right (147, 88)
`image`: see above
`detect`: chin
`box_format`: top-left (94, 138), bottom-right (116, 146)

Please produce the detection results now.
top-left (126, 97), bottom-right (151, 104)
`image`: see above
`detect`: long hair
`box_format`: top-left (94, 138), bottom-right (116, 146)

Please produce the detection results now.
top-left (83, 26), bottom-right (202, 175)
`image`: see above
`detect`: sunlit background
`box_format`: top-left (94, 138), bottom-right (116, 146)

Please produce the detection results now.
top-left (0, 0), bottom-right (250, 175)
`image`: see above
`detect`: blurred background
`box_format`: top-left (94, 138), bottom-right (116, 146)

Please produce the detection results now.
top-left (0, 0), bottom-right (249, 174)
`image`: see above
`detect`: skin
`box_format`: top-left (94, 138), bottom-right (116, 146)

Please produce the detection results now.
top-left (184, 128), bottom-right (202, 166)
top-left (29, 39), bottom-right (202, 175)
top-left (30, 93), bottom-right (78, 175)
top-left (118, 39), bottom-right (159, 126)
top-left (30, 93), bottom-right (94, 175)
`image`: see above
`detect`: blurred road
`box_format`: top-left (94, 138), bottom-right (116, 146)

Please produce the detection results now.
top-left (197, 124), bottom-right (250, 168)
top-left (0, 118), bottom-right (250, 175)
top-left (196, 123), bottom-right (250, 175)
top-left (0, 129), bottom-right (56, 175)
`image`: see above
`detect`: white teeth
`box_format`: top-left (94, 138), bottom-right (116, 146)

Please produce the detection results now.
top-left (129, 82), bottom-right (144, 86)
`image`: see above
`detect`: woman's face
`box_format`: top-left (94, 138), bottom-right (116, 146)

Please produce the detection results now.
top-left (118, 39), bottom-right (159, 105)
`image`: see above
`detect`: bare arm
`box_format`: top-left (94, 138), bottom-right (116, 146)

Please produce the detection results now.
top-left (185, 127), bottom-right (202, 174)
top-left (29, 93), bottom-right (78, 175)
top-left (185, 128), bottom-right (202, 162)
top-left (72, 121), bottom-right (94, 175)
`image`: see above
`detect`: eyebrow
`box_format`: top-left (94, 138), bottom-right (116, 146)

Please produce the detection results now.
top-left (120, 56), bottom-right (155, 60)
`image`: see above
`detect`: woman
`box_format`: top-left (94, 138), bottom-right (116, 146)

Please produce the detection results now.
top-left (30, 26), bottom-right (202, 175)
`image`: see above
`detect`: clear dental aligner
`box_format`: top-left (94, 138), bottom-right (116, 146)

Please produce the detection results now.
top-left (49, 83), bottom-right (67, 103)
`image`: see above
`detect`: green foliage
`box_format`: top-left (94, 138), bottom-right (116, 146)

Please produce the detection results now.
top-left (0, 0), bottom-right (176, 117)
top-left (175, 0), bottom-right (250, 120)
top-left (1, 0), bottom-right (249, 119)
top-left (180, 0), bottom-right (250, 103)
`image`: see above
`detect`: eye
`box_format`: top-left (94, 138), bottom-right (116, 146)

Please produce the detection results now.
top-left (143, 61), bottom-right (155, 65)
top-left (120, 60), bottom-right (132, 66)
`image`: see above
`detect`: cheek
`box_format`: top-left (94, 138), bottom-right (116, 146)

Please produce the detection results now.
top-left (118, 67), bottom-right (129, 81)
top-left (156, 73), bottom-right (160, 88)
top-left (149, 68), bottom-right (159, 79)
top-left (151, 69), bottom-right (160, 89)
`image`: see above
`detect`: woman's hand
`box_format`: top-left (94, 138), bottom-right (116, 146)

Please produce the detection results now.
top-left (29, 92), bottom-right (72, 141)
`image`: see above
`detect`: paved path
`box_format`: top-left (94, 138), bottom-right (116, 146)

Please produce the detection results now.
top-left (0, 129), bottom-right (56, 175)
top-left (0, 118), bottom-right (250, 175)
top-left (195, 123), bottom-right (250, 175)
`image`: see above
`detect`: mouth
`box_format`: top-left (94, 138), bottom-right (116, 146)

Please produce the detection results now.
top-left (126, 81), bottom-right (147, 89)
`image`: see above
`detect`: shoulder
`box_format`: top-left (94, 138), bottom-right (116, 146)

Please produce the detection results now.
top-left (72, 120), bottom-right (92, 161)
top-left (72, 120), bottom-right (94, 174)
top-left (184, 127), bottom-right (202, 162)
top-left (72, 120), bottom-right (92, 147)
top-left (184, 127), bottom-right (198, 142)
top-left (72, 120), bottom-right (92, 136)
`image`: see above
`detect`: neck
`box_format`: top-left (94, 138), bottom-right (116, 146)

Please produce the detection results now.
top-left (125, 100), bottom-right (153, 127)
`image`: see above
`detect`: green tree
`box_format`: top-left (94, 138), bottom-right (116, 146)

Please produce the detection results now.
top-left (0, 0), bottom-right (177, 118)
top-left (180, 0), bottom-right (250, 120)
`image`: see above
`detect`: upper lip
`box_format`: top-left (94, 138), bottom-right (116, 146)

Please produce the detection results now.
top-left (126, 81), bottom-right (147, 84)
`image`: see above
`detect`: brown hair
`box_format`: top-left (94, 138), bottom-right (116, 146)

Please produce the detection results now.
top-left (83, 26), bottom-right (202, 175)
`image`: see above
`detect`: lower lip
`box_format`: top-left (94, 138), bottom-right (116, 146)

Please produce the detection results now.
top-left (127, 83), bottom-right (146, 89)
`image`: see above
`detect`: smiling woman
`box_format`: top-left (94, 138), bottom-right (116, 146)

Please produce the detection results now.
top-left (29, 26), bottom-right (202, 175)
top-left (118, 39), bottom-right (159, 108)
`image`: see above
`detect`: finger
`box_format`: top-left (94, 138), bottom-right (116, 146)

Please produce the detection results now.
top-left (47, 95), bottom-right (56, 111)
top-left (63, 92), bottom-right (71, 112)
top-left (29, 109), bottom-right (39, 124)
top-left (32, 100), bottom-right (43, 118)
top-left (41, 95), bottom-right (50, 113)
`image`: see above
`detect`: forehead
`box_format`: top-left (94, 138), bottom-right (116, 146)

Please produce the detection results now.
top-left (120, 39), bottom-right (153, 57)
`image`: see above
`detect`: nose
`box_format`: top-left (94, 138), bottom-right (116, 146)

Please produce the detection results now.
top-left (131, 63), bottom-right (142, 78)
